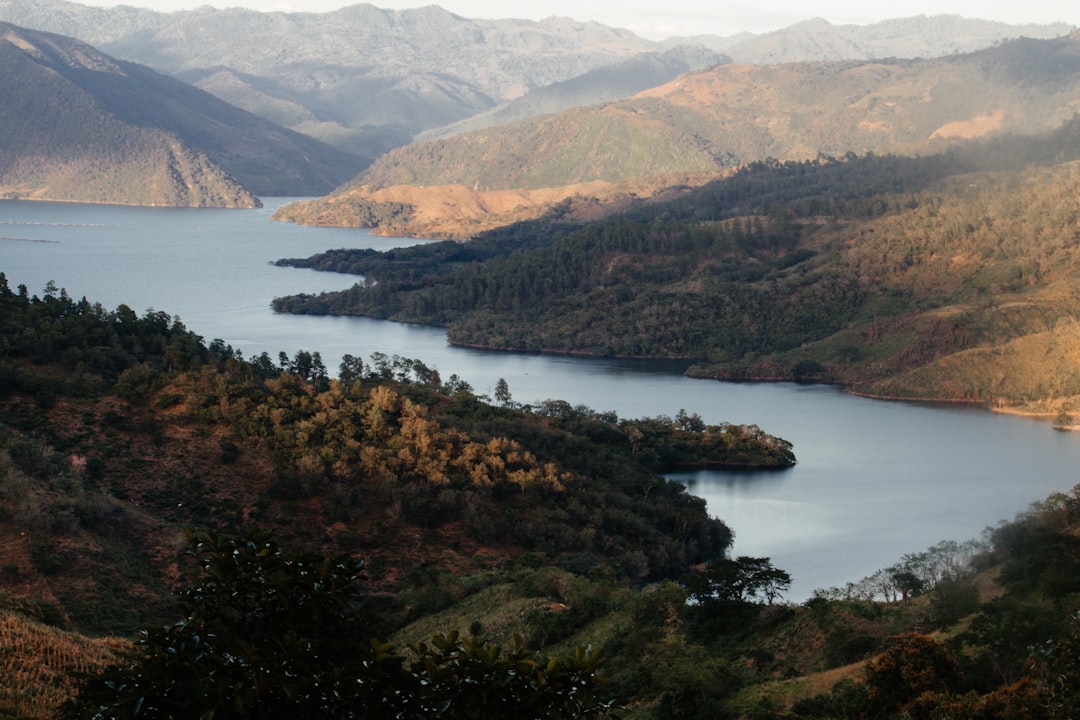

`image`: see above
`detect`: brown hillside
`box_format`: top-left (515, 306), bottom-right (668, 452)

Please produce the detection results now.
top-left (0, 608), bottom-right (128, 719)
top-left (294, 35), bottom-right (1080, 236)
top-left (276, 173), bottom-right (718, 239)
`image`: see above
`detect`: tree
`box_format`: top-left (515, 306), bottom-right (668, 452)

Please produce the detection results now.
top-left (675, 409), bottom-right (705, 433)
top-left (494, 377), bottom-right (513, 407)
top-left (64, 528), bottom-right (399, 720)
top-left (864, 633), bottom-right (962, 718)
top-left (685, 556), bottom-right (791, 605)
top-left (740, 557), bottom-right (793, 605)
top-left (65, 529), bottom-right (617, 720)
top-left (404, 632), bottom-right (614, 719)
top-left (338, 353), bottom-right (365, 382)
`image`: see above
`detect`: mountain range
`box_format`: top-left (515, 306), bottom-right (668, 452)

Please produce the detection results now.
top-left (0, 0), bottom-right (671, 160)
top-left (278, 31), bottom-right (1080, 238)
top-left (0, 21), bottom-right (362, 205)
top-left (0, 0), bottom-right (1071, 163)
top-left (681, 14), bottom-right (1074, 63)
top-left (0, 2), bottom-right (1077, 214)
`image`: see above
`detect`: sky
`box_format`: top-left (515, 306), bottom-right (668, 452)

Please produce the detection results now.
top-left (77, 0), bottom-right (1080, 40)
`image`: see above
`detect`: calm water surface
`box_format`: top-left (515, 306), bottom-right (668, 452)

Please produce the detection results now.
top-left (3, 198), bottom-right (1077, 599)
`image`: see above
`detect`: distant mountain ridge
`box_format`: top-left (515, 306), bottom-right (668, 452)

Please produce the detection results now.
top-left (279, 33), bottom-right (1080, 237)
top-left (0, 21), bottom-right (362, 205)
top-left (418, 45), bottom-right (728, 141)
top-left (0, 1), bottom-right (1069, 163)
top-left (0, 0), bottom-right (667, 160)
top-left (669, 14), bottom-right (1074, 64)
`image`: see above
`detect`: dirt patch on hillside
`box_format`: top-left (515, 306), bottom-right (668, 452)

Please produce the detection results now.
top-left (930, 110), bottom-right (1005, 139)
top-left (347, 172), bottom-right (719, 239)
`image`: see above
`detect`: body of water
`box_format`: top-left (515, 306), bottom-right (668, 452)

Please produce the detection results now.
top-left (2, 198), bottom-right (1076, 599)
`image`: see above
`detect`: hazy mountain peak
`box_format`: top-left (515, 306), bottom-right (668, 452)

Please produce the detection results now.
top-left (790, 17), bottom-right (833, 29)
top-left (0, 20), bottom-right (124, 74)
top-left (0, 20), bottom-right (365, 203)
top-left (685, 14), bottom-right (1075, 63)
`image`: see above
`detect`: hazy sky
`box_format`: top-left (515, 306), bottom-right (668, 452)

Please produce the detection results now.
top-left (76, 0), bottom-right (1080, 39)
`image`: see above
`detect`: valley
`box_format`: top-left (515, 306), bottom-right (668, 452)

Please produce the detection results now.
top-left (2, 2), bottom-right (1080, 718)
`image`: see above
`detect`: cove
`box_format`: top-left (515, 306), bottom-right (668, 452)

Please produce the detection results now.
top-left (2, 197), bottom-right (1077, 599)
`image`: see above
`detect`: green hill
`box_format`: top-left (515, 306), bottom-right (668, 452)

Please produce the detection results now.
top-left (0, 22), bottom-right (362, 204)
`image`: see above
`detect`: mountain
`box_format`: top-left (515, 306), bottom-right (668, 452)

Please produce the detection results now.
top-left (277, 33), bottom-right (1080, 237)
top-left (2, 2), bottom-right (1064, 164)
top-left (417, 44), bottom-right (728, 141)
top-left (671, 14), bottom-right (1074, 64)
top-left (276, 33), bottom-right (1080, 236)
top-left (0, 0), bottom-right (663, 160)
top-left (0, 22), bottom-right (255, 206)
top-left (0, 22), bottom-right (363, 204)
top-left (357, 34), bottom-right (1080, 188)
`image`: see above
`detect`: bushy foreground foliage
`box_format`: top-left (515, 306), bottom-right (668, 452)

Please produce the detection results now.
top-left (63, 529), bottom-right (616, 719)
top-left (783, 485), bottom-right (1080, 720)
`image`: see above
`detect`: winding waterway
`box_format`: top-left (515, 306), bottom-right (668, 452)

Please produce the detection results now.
top-left (2, 197), bottom-right (1077, 599)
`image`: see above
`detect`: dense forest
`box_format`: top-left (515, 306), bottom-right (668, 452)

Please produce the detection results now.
top-left (0, 276), bottom-right (789, 625)
top-left (0, 277), bottom-right (782, 716)
top-left (3, 280), bottom-right (1080, 718)
top-left (273, 121), bottom-right (1080, 415)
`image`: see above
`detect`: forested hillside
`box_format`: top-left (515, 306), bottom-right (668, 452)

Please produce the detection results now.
top-left (3, 283), bottom-right (1080, 717)
top-left (0, 276), bottom-right (792, 716)
top-left (4, 280), bottom-right (1080, 718)
top-left (0, 274), bottom-right (795, 631)
top-left (272, 122), bottom-right (1080, 417)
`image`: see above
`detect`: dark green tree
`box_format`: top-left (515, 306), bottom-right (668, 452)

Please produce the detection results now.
top-left (64, 528), bottom-right (402, 719)
top-left (685, 556), bottom-right (792, 605)
top-left (863, 633), bottom-right (962, 718)
top-left (338, 353), bottom-right (366, 382)
top-left (65, 529), bottom-right (617, 720)
top-left (404, 631), bottom-right (615, 719)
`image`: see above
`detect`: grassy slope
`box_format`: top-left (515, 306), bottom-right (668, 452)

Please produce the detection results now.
top-left (0, 603), bottom-right (128, 720)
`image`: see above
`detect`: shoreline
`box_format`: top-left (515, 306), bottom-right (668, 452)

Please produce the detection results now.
top-left (278, 310), bottom-right (1080, 433)
top-left (989, 405), bottom-right (1080, 431)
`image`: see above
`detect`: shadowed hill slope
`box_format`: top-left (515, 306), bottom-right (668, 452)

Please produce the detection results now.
top-left (0, 21), bottom-right (362, 203)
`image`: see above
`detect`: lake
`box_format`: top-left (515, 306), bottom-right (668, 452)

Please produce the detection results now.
top-left (2, 197), bottom-right (1077, 600)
